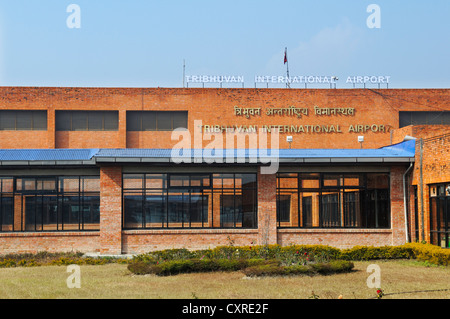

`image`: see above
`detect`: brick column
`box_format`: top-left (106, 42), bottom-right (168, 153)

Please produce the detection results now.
top-left (100, 166), bottom-right (123, 254)
top-left (118, 110), bottom-right (127, 148)
top-left (257, 168), bottom-right (277, 245)
top-left (47, 108), bottom-right (56, 149)
top-left (13, 195), bottom-right (23, 231)
top-left (390, 166), bottom-right (407, 245)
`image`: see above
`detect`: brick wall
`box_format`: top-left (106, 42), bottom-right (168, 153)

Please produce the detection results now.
top-left (257, 169), bottom-right (277, 245)
top-left (278, 229), bottom-right (392, 249)
top-left (0, 87), bottom-right (448, 254)
top-left (0, 232), bottom-right (99, 254)
top-left (0, 87), bottom-right (449, 150)
top-left (99, 166), bottom-right (123, 254)
top-left (390, 165), bottom-right (407, 245)
top-left (122, 229), bottom-right (258, 254)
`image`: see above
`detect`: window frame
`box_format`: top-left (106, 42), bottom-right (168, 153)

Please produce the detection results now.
top-left (0, 175), bottom-right (100, 232)
top-left (126, 111), bottom-right (188, 131)
top-left (122, 172), bottom-right (257, 230)
top-left (276, 172), bottom-right (391, 229)
top-left (55, 111), bottom-right (119, 131)
top-left (0, 110), bottom-right (47, 131)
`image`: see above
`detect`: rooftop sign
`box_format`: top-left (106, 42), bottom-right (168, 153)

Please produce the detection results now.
top-left (185, 75), bottom-right (391, 87)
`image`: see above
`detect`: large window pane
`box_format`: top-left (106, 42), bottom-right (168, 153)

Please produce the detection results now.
top-left (123, 173), bottom-right (257, 229)
top-left (145, 192), bottom-right (166, 227)
top-left (33, 111), bottom-right (47, 130)
top-left (15, 111), bottom-right (32, 130)
top-left (71, 112), bottom-right (88, 131)
top-left (0, 176), bottom-right (99, 232)
top-left (172, 111), bottom-right (188, 129)
top-left (142, 112), bottom-right (156, 131)
top-left (157, 112), bottom-right (172, 131)
top-left (103, 111), bottom-right (119, 130)
top-left (82, 196), bottom-right (100, 230)
top-left (0, 111), bottom-right (16, 130)
top-left (55, 111), bottom-right (72, 131)
top-left (126, 112), bottom-right (142, 131)
top-left (0, 111), bottom-right (47, 131)
top-left (277, 173), bottom-right (390, 229)
top-left (321, 192), bottom-right (340, 227)
top-left (123, 194), bottom-right (143, 229)
top-left (87, 111), bottom-right (103, 130)
top-left (56, 111), bottom-right (118, 131)
top-left (1, 196), bottom-right (13, 231)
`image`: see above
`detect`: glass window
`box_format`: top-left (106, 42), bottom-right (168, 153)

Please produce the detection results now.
top-left (277, 173), bottom-right (390, 229)
top-left (399, 111), bottom-right (450, 127)
top-left (16, 111), bottom-right (32, 130)
top-left (156, 112), bottom-right (172, 131)
top-left (126, 112), bottom-right (142, 131)
top-left (172, 111), bottom-right (188, 129)
top-left (72, 112), bottom-right (88, 131)
top-left (87, 111), bottom-right (103, 131)
top-left (0, 176), bottom-right (100, 232)
top-left (123, 173), bottom-right (257, 229)
top-left (56, 111), bottom-right (118, 131)
top-left (126, 111), bottom-right (187, 131)
top-left (0, 111), bottom-right (16, 130)
top-left (142, 112), bottom-right (157, 131)
top-left (55, 111), bottom-right (72, 131)
top-left (429, 183), bottom-right (450, 248)
top-left (0, 111), bottom-right (47, 131)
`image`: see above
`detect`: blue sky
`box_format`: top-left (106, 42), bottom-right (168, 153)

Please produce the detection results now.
top-left (0, 0), bottom-right (449, 88)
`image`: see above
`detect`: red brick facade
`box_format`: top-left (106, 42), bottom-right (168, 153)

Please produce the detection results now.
top-left (0, 87), bottom-right (448, 254)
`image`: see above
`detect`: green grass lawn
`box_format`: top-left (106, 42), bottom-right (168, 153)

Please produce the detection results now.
top-left (0, 260), bottom-right (448, 299)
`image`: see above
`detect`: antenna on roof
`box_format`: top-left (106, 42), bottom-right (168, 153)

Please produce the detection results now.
top-left (183, 59), bottom-right (186, 88)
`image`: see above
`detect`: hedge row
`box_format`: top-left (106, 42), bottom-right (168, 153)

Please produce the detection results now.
top-left (1, 242), bottom-right (448, 269)
top-left (132, 243), bottom-right (450, 266)
top-left (0, 251), bottom-right (128, 268)
top-left (242, 260), bottom-right (355, 277)
top-left (127, 258), bottom-right (274, 276)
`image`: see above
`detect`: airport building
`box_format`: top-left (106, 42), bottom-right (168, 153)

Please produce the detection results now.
top-left (0, 87), bottom-right (448, 254)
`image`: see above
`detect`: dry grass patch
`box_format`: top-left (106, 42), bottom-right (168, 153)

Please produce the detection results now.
top-left (0, 260), bottom-right (448, 299)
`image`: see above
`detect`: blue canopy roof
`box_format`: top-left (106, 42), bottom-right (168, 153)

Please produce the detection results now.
top-left (0, 140), bottom-right (416, 165)
top-left (0, 148), bottom-right (99, 161)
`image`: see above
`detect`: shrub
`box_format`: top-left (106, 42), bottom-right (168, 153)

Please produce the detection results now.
top-left (339, 245), bottom-right (415, 261)
top-left (242, 260), bottom-right (354, 277)
top-left (404, 243), bottom-right (450, 266)
top-left (127, 258), bottom-right (273, 276)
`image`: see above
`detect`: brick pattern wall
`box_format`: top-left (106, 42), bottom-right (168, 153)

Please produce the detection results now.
top-left (0, 87), bottom-right (449, 150)
top-left (0, 232), bottom-right (99, 254)
top-left (122, 229), bottom-right (258, 254)
top-left (391, 126), bottom-right (450, 243)
top-left (1, 87), bottom-right (448, 254)
top-left (278, 229), bottom-right (392, 249)
top-left (99, 166), bottom-right (123, 254)
top-left (390, 165), bottom-right (407, 245)
top-left (412, 131), bottom-right (450, 243)
top-left (257, 170), bottom-right (277, 245)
